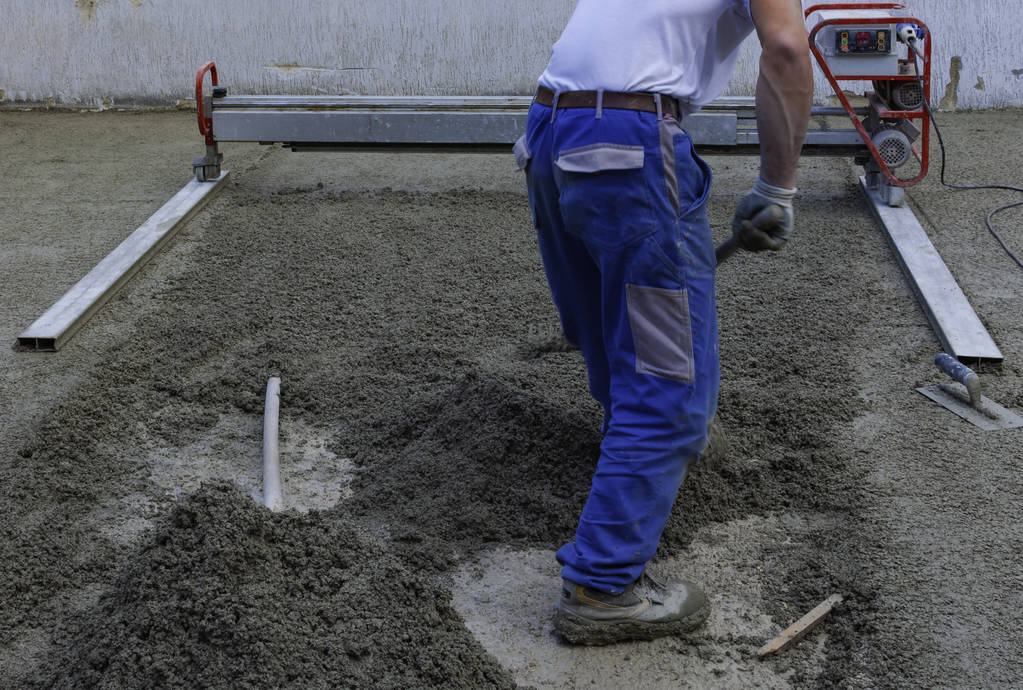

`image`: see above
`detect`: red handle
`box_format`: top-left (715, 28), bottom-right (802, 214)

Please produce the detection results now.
top-left (804, 3), bottom-right (906, 18)
top-left (195, 61), bottom-right (218, 144)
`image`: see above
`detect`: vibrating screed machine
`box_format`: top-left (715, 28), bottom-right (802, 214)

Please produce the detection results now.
top-left (192, 3), bottom-right (933, 211)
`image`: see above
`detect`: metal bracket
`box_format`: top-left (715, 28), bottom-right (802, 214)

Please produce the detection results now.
top-left (193, 144), bottom-right (223, 182)
top-left (864, 169), bottom-right (905, 207)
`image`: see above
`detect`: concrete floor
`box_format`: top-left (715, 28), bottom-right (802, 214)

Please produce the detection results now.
top-left (1, 108), bottom-right (1021, 688)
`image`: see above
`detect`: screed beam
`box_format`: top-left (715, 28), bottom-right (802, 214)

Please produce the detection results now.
top-left (17, 172), bottom-right (230, 352)
top-left (859, 177), bottom-right (1003, 363)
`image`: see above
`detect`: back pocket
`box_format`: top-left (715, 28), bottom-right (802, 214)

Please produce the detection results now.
top-left (555, 143), bottom-right (657, 250)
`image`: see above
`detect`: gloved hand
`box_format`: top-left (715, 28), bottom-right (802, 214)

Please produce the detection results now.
top-left (731, 177), bottom-right (797, 252)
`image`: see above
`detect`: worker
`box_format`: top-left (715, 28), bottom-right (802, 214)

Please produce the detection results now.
top-left (515, 0), bottom-right (812, 645)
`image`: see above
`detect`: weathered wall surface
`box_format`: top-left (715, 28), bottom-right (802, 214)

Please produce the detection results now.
top-left (0, 0), bottom-right (1020, 109)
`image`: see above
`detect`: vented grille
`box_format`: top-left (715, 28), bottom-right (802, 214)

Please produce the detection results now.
top-left (893, 81), bottom-right (924, 110)
top-left (873, 129), bottom-right (911, 168)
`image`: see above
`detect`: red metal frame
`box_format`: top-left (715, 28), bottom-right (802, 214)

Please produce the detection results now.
top-left (804, 3), bottom-right (905, 17)
top-left (805, 4), bottom-right (931, 187)
top-left (195, 61), bottom-right (218, 146)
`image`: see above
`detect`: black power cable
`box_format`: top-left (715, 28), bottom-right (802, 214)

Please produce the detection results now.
top-left (907, 36), bottom-right (1023, 269)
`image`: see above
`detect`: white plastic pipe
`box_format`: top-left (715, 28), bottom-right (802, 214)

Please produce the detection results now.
top-left (262, 376), bottom-right (283, 512)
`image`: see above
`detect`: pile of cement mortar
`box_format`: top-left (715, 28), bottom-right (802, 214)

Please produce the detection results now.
top-left (30, 483), bottom-right (514, 689)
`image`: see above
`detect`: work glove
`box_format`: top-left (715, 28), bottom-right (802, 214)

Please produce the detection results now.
top-left (731, 177), bottom-right (797, 252)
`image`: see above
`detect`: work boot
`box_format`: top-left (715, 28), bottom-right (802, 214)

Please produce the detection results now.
top-left (554, 572), bottom-right (710, 645)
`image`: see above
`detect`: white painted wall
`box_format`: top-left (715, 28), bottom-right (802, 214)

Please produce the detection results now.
top-left (1, 0), bottom-right (1020, 109)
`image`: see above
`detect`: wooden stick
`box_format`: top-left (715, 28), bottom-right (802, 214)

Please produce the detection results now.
top-left (757, 594), bottom-right (844, 657)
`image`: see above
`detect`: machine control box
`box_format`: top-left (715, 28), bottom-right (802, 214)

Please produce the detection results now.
top-left (836, 29), bottom-right (891, 55)
top-left (809, 9), bottom-right (902, 77)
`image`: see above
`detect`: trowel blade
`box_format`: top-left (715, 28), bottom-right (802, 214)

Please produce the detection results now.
top-left (916, 384), bottom-right (1023, 431)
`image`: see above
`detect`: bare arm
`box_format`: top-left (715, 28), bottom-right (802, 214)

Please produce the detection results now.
top-left (750, 0), bottom-right (813, 189)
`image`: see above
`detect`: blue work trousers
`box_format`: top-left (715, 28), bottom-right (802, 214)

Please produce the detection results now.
top-left (520, 100), bottom-right (720, 594)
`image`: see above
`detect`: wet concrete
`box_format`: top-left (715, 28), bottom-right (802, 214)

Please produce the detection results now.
top-left (0, 109), bottom-right (1021, 687)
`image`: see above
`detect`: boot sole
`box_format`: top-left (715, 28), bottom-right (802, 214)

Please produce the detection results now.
top-left (553, 601), bottom-right (710, 646)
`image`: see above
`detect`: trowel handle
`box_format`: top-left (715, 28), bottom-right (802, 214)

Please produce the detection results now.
top-left (934, 353), bottom-right (976, 384)
top-left (934, 353), bottom-right (981, 407)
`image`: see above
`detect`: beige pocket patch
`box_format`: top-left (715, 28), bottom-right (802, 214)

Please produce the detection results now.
top-left (625, 283), bottom-right (694, 383)
top-left (554, 143), bottom-right (644, 173)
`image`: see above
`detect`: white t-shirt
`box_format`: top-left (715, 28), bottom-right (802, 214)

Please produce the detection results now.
top-left (538, 0), bottom-right (754, 115)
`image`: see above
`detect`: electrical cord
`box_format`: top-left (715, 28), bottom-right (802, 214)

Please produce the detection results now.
top-left (907, 36), bottom-right (1023, 269)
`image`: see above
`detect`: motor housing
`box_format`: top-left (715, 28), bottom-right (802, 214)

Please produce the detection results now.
top-left (874, 79), bottom-right (924, 111)
top-left (871, 128), bottom-right (912, 169)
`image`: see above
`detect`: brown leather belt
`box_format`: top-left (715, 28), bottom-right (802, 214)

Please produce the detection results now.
top-left (534, 85), bottom-right (680, 120)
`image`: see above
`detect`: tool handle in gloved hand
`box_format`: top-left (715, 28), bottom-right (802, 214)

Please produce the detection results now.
top-left (934, 353), bottom-right (982, 408)
top-left (732, 187), bottom-right (792, 252)
top-left (715, 237), bottom-right (739, 266)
